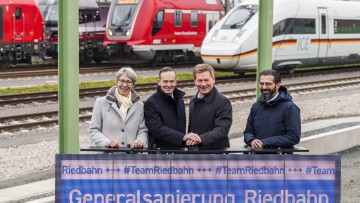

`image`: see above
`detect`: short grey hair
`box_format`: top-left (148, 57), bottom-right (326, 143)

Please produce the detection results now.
top-left (115, 67), bottom-right (137, 84)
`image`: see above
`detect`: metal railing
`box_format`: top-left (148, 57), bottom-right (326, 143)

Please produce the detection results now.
top-left (80, 146), bottom-right (309, 154)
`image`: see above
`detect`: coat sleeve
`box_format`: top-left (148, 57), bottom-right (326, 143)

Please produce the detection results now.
top-left (199, 99), bottom-right (232, 145)
top-left (243, 106), bottom-right (256, 146)
top-left (261, 103), bottom-right (301, 147)
top-left (135, 102), bottom-right (148, 147)
top-left (88, 98), bottom-right (110, 147)
top-left (144, 100), bottom-right (185, 146)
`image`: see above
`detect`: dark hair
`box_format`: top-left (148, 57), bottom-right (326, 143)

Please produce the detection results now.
top-left (259, 69), bottom-right (281, 83)
top-left (159, 67), bottom-right (175, 79)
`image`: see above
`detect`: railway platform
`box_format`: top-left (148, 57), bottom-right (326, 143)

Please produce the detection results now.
top-left (0, 116), bottom-right (359, 203)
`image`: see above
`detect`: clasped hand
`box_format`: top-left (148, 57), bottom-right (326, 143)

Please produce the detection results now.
top-left (183, 132), bottom-right (201, 146)
top-left (105, 139), bottom-right (144, 149)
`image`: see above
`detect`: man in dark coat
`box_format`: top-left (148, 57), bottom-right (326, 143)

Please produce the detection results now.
top-left (144, 67), bottom-right (198, 149)
top-left (244, 69), bottom-right (301, 148)
top-left (188, 64), bottom-right (233, 149)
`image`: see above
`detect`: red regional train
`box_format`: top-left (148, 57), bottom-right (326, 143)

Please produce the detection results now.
top-left (0, 0), bottom-right (44, 68)
top-left (104, 0), bottom-right (224, 64)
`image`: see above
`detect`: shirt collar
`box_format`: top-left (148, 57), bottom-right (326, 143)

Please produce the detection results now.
top-left (267, 92), bottom-right (279, 103)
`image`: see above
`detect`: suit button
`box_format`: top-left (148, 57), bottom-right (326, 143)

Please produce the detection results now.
top-left (121, 129), bottom-right (124, 132)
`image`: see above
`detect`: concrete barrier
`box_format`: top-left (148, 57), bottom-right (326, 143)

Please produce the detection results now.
top-left (297, 125), bottom-right (360, 155)
top-left (231, 125), bottom-right (360, 155)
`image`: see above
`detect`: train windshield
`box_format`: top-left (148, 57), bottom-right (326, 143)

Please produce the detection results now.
top-left (79, 10), bottom-right (102, 24)
top-left (222, 5), bottom-right (258, 29)
top-left (110, 4), bottom-right (137, 27)
top-left (44, 5), bottom-right (58, 26)
top-left (44, 6), bottom-right (102, 26)
top-left (38, 5), bottom-right (48, 17)
top-left (37, 0), bottom-right (54, 18)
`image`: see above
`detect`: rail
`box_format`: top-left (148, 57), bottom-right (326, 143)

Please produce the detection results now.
top-left (1, 74), bottom-right (359, 133)
top-left (80, 146), bottom-right (309, 154)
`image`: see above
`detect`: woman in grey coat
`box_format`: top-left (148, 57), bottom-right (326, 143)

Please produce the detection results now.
top-left (89, 67), bottom-right (148, 148)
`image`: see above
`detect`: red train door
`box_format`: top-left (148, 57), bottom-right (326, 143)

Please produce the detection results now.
top-left (12, 6), bottom-right (24, 42)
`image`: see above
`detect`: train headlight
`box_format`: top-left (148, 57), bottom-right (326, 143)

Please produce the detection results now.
top-left (125, 29), bottom-right (131, 36)
top-left (232, 30), bottom-right (245, 43)
top-left (108, 28), bottom-right (113, 36)
top-left (210, 30), bottom-right (219, 42)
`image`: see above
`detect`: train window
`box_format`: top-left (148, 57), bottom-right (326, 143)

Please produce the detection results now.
top-left (111, 5), bottom-right (136, 26)
top-left (334, 19), bottom-right (360, 34)
top-left (46, 5), bottom-right (58, 22)
top-left (152, 10), bottom-right (164, 36)
top-left (208, 20), bottom-right (213, 30)
top-left (175, 11), bottom-right (182, 27)
top-left (0, 7), bottom-right (2, 40)
top-left (273, 18), bottom-right (315, 36)
top-left (15, 8), bottom-right (21, 20)
top-left (273, 20), bottom-right (287, 37)
top-left (79, 10), bottom-right (101, 24)
top-left (221, 6), bottom-right (258, 29)
top-left (321, 15), bottom-right (326, 34)
top-left (293, 19), bottom-right (315, 34)
top-left (191, 11), bottom-right (198, 27)
top-left (95, 11), bottom-right (101, 21)
top-left (206, 0), bottom-right (217, 4)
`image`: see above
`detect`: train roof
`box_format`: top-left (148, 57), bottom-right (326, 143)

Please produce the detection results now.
top-left (239, 0), bottom-right (360, 7)
top-left (79, 0), bottom-right (99, 9)
top-left (0, 0), bottom-right (38, 5)
top-left (114, 0), bottom-right (223, 11)
top-left (35, 0), bottom-right (54, 5)
top-left (47, 0), bottom-right (99, 9)
top-left (238, 0), bottom-right (360, 16)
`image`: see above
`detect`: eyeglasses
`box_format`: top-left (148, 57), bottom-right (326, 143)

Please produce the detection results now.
top-left (118, 79), bottom-right (133, 85)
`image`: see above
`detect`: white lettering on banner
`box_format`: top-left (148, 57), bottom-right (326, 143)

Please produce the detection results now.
top-left (245, 190), bottom-right (329, 203)
top-left (62, 166), bottom-right (103, 174)
top-left (126, 165), bottom-right (194, 174)
top-left (69, 189), bottom-right (236, 203)
top-left (222, 166), bottom-right (284, 174)
top-left (174, 31), bottom-right (198, 35)
top-left (311, 166), bottom-right (335, 174)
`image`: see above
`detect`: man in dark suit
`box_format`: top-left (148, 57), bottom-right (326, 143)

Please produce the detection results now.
top-left (188, 64), bottom-right (233, 149)
top-left (144, 67), bottom-right (199, 149)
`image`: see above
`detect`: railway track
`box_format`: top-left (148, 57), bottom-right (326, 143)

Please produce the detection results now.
top-left (0, 68), bottom-right (358, 106)
top-left (0, 76), bottom-right (244, 106)
top-left (0, 64), bottom-right (195, 79)
top-left (0, 67), bottom-right (120, 79)
top-left (1, 75), bottom-right (359, 133)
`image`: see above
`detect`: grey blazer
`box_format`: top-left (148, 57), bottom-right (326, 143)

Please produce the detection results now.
top-left (89, 87), bottom-right (148, 147)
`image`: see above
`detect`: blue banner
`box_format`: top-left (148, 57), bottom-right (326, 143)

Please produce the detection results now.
top-left (55, 154), bottom-right (340, 203)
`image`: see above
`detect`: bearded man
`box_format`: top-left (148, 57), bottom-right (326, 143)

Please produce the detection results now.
top-left (244, 69), bottom-right (301, 149)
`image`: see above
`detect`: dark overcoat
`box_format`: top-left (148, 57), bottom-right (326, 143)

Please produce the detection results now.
top-left (144, 87), bottom-right (186, 149)
top-left (188, 87), bottom-right (232, 149)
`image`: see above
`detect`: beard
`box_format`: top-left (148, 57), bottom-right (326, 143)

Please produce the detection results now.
top-left (261, 87), bottom-right (277, 102)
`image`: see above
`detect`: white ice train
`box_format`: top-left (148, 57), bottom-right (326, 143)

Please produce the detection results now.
top-left (201, 0), bottom-right (360, 73)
